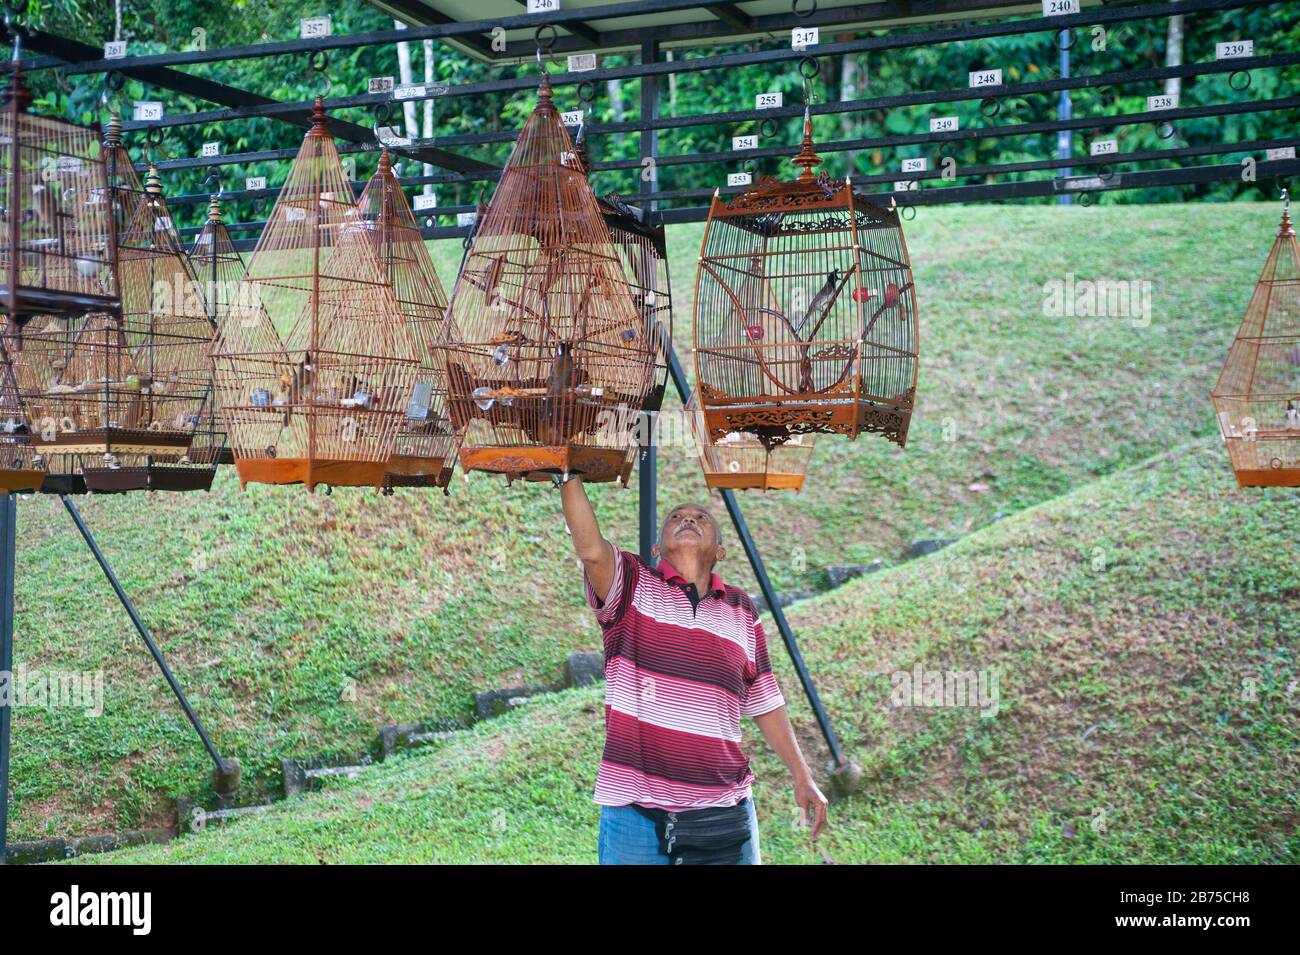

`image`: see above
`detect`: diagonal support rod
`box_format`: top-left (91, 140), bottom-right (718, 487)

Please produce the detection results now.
top-left (0, 494), bottom-right (16, 862)
top-left (61, 496), bottom-right (225, 773)
top-left (662, 349), bottom-right (845, 767)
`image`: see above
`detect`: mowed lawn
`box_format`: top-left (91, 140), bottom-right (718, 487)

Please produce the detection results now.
top-left (6, 201), bottom-right (1287, 843)
top-left (89, 439), bottom-right (1299, 864)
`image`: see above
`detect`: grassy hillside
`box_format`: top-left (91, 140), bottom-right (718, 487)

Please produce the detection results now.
top-left (5, 202), bottom-right (1285, 842)
top-left (86, 439), bottom-right (1300, 864)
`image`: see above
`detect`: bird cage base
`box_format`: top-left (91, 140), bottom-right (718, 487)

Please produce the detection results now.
top-left (39, 472), bottom-right (86, 495)
top-left (700, 470), bottom-right (808, 492)
top-left (188, 447), bottom-right (235, 467)
top-left (4, 290), bottom-right (121, 323)
top-left (459, 445), bottom-right (630, 484)
top-left (234, 457), bottom-right (388, 492)
top-left (1228, 465), bottom-right (1300, 488)
top-left (0, 468), bottom-right (44, 493)
top-left (384, 454), bottom-right (454, 490)
top-left (83, 464), bottom-right (217, 494)
top-left (701, 396), bottom-right (912, 448)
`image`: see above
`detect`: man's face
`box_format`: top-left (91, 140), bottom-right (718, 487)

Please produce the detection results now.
top-left (658, 503), bottom-right (723, 568)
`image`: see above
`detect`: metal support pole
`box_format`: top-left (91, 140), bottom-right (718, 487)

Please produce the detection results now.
top-left (666, 350), bottom-right (845, 766)
top-left (638, 39), bottom-right (660, 564)
top-left (60, 496), bottom-right (225, 772)
top-left (0, 493), bottom-right (16, 863)
top-left (1057, 29), bottom-right (1073, 204)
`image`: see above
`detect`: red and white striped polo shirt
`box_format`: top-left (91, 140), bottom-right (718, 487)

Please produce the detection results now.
top-left (584, 546), bottom-right (786, 810)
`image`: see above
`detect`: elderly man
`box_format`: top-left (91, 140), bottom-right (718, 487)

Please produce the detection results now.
top-left (560, 476), bottom-right (828, 865)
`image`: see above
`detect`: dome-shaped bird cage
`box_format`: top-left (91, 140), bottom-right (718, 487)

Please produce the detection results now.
top-left (355, 150), bottom-right (457, 491)
top-left (10, 165), bottom-right (215, 493)
top-left (1212, 195), bottom-right (1300, 486)
top-left (693, 106), bottom-right (918, 453)
top-left (185, 195), bottom-right (240, 467)
top-left (443, 75), bottom-right (656, 484)
top-left (686, 388), bottom-right (815, 491)
top-left (213, 98), bottom-right (419, 492)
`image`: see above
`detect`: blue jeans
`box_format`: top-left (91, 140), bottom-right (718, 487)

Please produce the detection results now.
top-left (598, 797), bottom-right (761, 865)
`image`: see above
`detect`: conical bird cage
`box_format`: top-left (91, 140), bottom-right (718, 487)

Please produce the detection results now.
top-left (101, 113), bottom-right (145, 247)
top-left (443, 75), bottom-right (656, 484)
top-left (355, 150), bottom-right (457, 491)
top-left (686, 388), bottom-right (815, 491)
top-left (693, 106), bottom-right (918, 452)
top-left (10, 166), bottom-right (214, 493)
top-left (185, 195), bottom-right (245, 467)
top-left (566, 131), bottom-right (671, 486)
top-left (0, 66), bottom-right (119, 322)
top-left (1211, 197), bottom-right (1300, 487)
top-left (213, 98), bottom-right (420, 492)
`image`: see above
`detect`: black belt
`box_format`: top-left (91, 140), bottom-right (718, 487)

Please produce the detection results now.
top-left (633, 799), bottom-right (752, 865)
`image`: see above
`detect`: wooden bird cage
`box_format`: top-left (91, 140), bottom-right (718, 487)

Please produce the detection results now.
top-left (1211, 197), bottom-right (1300, 487)
top-left (213, 99), bottom-right (419, 492)
top-left (0, 66), bottom-right (119, 322)
top-left (185, 195), bottom-right (245, 467)
top-left (10, 166), bottom-right (215, 493)
top-left (443, 75), bottom-right (657, 484)
top-left (686, 388), bottom-right (815, 491)
top-left (355, 150), bottom-right (458, 491)
top-left (0, 348), bottom-right (42, 492)
top-left (693, 106), bottom-right (918, 452)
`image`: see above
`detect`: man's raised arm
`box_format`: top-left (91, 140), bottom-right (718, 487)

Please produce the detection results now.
top-left (561, 478), bottom-right (617, 602)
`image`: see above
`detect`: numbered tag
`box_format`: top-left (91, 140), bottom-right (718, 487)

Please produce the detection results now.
top-left (930, 116), bottom-right (959, 132)
top-left (457, 212), bottom-right (478, 228)
top-left (1042, 0), bottom-right (1080, 15)
top-left (376, 126), bottom-right (412, 147)
top-left (727, 172), bottom-right (752, 187)
top-left (792, 27), bottom-right (819, 51)
top-left (246, 176), bottom-right (267, 191)
top-left (893, 180), bottom-right (919, 192)
top-left (104, 40), bottom-right (127, 59)
top-left (732, 135), bottom-right (758, 151)
top-left (560, 151), bottom-right (576, 165)
top-left (567, 54), bottom-right (597, 72)
top-left (1089, 139), bottom-right (1118, 156)
top-left (201, 142), bottom-right (220, 158)
top-left (286, 207), bottom-right (307, 222)
top-left (1147, 93), bottom-right (1177, 111)
top-left (133, 101), bottom-right (163, 122)
top-left (368, 77), bottom-right (395, 95)
top-left (969, 69), bottom-right (1002, 88)
top-left (1266, 146), bottom-right (1296, 161)
top-left (393, 84), bottom-right (426, 101)
top-left (756, 92), bottom-right (783, 110)
top-left (1215, 40), bottom-right (1254, 60)
top-left (1064, 175), bottom-right (1106, 191)
top-left (413, 193), bottom-right (437, 211)
top-left (527, 0), bottom-right (559, 11)
top-left (300, 16), bottom-right (332, 39)
top-left (901, 158), bottom-right (928, 172)
top-left (561, 110), bottom-right (585, 127)
top-left (55, 156), bottom-right (84, 174)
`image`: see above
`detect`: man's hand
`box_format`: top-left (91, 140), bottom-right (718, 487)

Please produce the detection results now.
top-left (794, 773), bottom-right (829, 841)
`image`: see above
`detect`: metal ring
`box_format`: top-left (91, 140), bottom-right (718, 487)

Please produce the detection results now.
top-left (1229, 69), bottom-right (1251, 92)
top-left (309, 49), bottom-right (328, 73)
top-left (799, 56), bottom-right (819, 80)
top-left (534, 24), bottom-right (557, 51)
top-left (577, 80), bottom-right (596, 104)
top-left (202, 170), bottom-right (222, 195)
top-left (900, 204), bottom-right (917, 221)
top-left (1097, 164), bottom-right (1114, 181)
top-left (742, 158), bottom-right (756, 173)
top-left (760, 118), bottom-right (778, 139)
top-left (145, 125), bottom-right (163, 147)
top-left (105, 70), bottom-right (125, 92)
top-left (373, 102), bottom-right (393, 126)
top-left (1056, 28), bottom-right (1076, 51)
top-left (424, 216), bottom-right (435, 229)
top-left (980, 97), bottom-right (1000, 118)
top-left (792, 0), bottom-right (817, 18)
top-left (1078, 192), bottom-right (1093, 207)
top-left (1156, 121), bottom-right (1176, 140)
top-left (463, 235), bottom-right (473, 250)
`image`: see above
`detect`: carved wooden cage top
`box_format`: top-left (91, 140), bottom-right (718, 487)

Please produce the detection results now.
top-left (693, 107), bottom-right (918, 451)
top-left (1211, 198), bottom-right (1300, 487)
top-left (0, 67), bottom-right (119, 320)
top-left (355, 150), bottom-right (458, 489)
top-left (443, 75), bottom-right (657, 483)
top-left (212, 98), bottom-right (421, 491)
